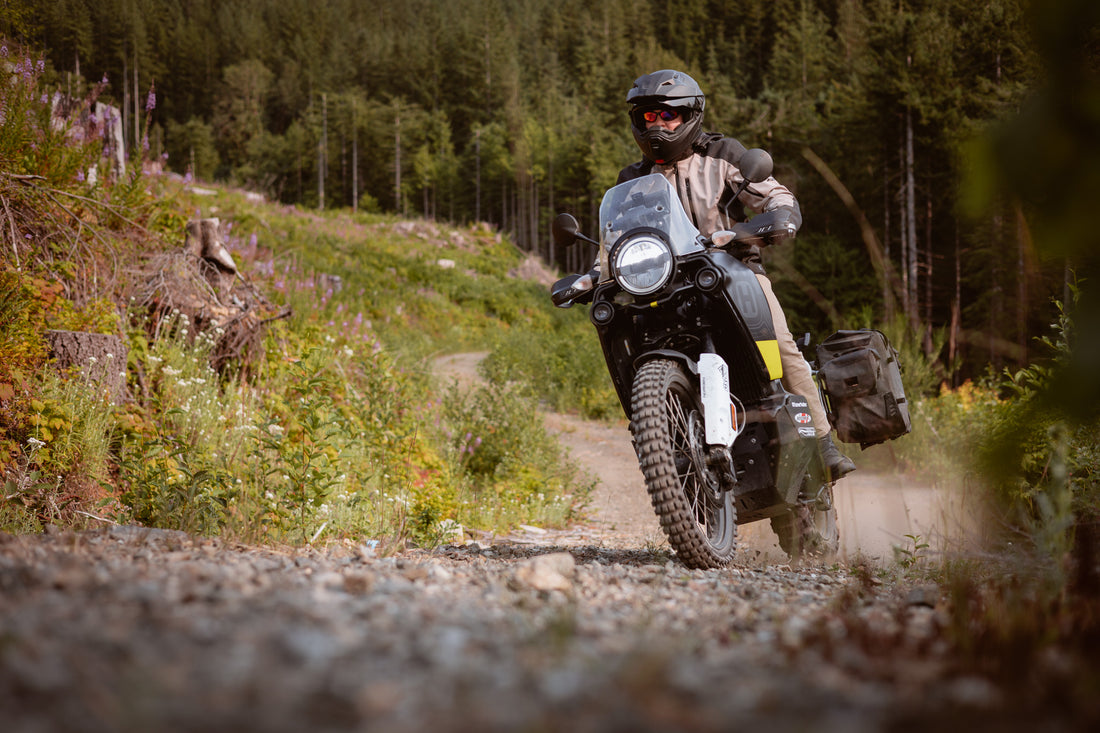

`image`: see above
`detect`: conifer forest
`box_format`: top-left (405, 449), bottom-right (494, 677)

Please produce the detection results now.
top-left (6, 0), bottom-right (1100, 381)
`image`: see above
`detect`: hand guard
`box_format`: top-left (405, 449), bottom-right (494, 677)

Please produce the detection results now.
top-left (729, 208), bottom-right (798, 246)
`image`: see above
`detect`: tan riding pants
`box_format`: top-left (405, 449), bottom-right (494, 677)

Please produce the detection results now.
top-left (755, 274), bottom-right (831, 438)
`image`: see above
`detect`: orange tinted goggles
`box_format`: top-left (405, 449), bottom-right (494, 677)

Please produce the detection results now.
top-left (641, 108), bottom-right (681, 123)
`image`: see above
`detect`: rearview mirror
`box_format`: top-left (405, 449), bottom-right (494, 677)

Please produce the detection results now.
top-left (739, 148), bottom-right (773, 183)
top-left (551, 213), bottom-right (581, 249)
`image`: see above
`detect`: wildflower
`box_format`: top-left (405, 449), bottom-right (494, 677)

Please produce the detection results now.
top-left (0, 46), bottom-right (7, 57)
top-left (36, 59), bottom-right (44, 73)
top-left (26, 437), bottom-right (45, 449)
top-left (145, 86), bottom-right (156, 112)
top-left (76, 170), bottom-right (85, 182)
top-left (100, 73), bottom-right (108, 85)
top-left (88, 356), bottom-right (97, 364)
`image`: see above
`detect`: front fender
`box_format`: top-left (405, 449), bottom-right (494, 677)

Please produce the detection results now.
top-left (634, 349), bottom-right (698, 377)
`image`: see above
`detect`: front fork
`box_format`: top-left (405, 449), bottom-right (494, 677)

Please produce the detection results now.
top-left (698, 352), bottom-right (743, 492)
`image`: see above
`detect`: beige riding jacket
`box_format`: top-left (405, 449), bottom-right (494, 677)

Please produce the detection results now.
top-left (616, 132), bottom-right (802, 242)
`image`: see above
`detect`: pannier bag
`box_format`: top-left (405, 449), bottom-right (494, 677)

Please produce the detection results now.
top-left (816, 329), bottom-right (911, 448)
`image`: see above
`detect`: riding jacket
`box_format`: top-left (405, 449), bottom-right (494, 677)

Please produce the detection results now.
top-left (616, 132), bottom-right (802, 273)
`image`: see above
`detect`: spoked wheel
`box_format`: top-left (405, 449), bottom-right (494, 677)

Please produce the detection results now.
top-left (770, 483), bottom-right (840, 561)
top-left (630, 359), bottom-right (736, 569)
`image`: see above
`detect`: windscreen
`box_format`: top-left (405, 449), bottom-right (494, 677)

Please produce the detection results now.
top-left (598, 174), bottom-right (702, 257)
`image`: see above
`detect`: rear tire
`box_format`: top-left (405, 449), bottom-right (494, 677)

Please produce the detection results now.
top-left (770, 485), bottom-right (840, 561)
top-left (630, 359), bottom-right (736, 569)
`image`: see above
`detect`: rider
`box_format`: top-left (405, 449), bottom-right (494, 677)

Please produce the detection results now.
top-left (618, 68), bottom-right (855, 481)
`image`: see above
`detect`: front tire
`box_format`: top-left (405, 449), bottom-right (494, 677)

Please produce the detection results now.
top-left (630, 359), bottom-right (737, 569)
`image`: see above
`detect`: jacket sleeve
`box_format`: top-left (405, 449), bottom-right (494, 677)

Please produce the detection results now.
top-left (712, 137), bottom-right (803, 232)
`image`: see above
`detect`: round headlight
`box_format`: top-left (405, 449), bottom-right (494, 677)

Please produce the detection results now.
top-left (612, 235), bottom-right (673, 296)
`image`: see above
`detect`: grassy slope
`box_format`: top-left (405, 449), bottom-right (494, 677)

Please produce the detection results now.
top-left (1, 173), bottom-right (605, 546)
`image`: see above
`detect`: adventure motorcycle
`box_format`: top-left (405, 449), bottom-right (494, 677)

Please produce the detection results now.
top-left (550, 149), bottom-right (910, 568)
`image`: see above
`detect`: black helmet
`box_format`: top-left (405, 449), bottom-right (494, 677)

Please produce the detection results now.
top-left (627, 69), bottom-right (706, 165)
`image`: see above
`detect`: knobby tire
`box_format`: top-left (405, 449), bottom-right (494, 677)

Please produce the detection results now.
top-left (630, 359), bottom-right (736, 569)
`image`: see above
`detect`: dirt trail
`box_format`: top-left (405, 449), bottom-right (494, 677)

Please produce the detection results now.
top-left (435, 351), bottom-right (969, 563)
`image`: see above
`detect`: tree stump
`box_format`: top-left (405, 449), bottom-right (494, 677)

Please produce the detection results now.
top-left (132, 218), bottom-right (284, 377)
top-left (46, 330), bottom-right (128, 403)
top-left (183, 218), bottom-right (238, 299)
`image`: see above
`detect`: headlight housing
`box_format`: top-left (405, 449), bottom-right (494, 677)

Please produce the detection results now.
top-left (611, 234), bottom-right (673, 296)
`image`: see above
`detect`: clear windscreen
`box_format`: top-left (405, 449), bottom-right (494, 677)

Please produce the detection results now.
top-left (598, 174), bottom-right (702, 258)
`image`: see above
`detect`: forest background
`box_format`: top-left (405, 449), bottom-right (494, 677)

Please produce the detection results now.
top-left (9, 0), bottom-right (1092, 381)
top-left (1, 0), bottom-right (1098, 548)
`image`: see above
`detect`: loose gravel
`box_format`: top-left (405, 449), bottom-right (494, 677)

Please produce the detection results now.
top-left (0, 523), bottom-right (1070, 732)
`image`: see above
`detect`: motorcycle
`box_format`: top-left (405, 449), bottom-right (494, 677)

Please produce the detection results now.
top-left (550, 149), bottom-right (906, 568)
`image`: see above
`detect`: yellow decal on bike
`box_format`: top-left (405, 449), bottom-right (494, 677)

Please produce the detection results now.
top-left (756, 339), bottom-right (783, 379)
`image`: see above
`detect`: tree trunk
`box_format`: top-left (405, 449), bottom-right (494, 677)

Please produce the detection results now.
top-left (548, 152), bottom-right (555, 266)
top-left (1016, 202), bottom-right (1029, 364)
top-left (352, 102), bottom-right (359, 213)
top-left (898, 136), bottom-right (909, 320)
top-left (475, 129), bottom-right (481, 222)
top-left (318, 93), bottom-right (327, 211)
top-left (923, 192), bottom-right (933, 355)
top-left (122, 53), bottom-right (129, 155)
top-left (394, 112), bottom-right (402, 215)
top-left (905, 107), bottom-right (919, 334)
top-left (990, 210), bottom-right (1005, 370)
top-left (133, 52), bottom-right (140, 163)
top-left (949, 221), bottom-right (961, 384)
top-left (47, 331), bottom-right (128, 404)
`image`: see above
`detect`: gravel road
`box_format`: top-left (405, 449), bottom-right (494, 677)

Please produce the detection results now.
top-left (0, 524), bottom-right (1010, 733)
top-left (0, 356), bottom-right (1083, 731)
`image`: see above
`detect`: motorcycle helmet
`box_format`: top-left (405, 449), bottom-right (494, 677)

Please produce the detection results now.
top-left (627, 69), bottom-right (705, 165)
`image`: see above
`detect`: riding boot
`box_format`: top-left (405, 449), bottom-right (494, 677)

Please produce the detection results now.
top-left (818, 434), bottom-right (856, 481)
